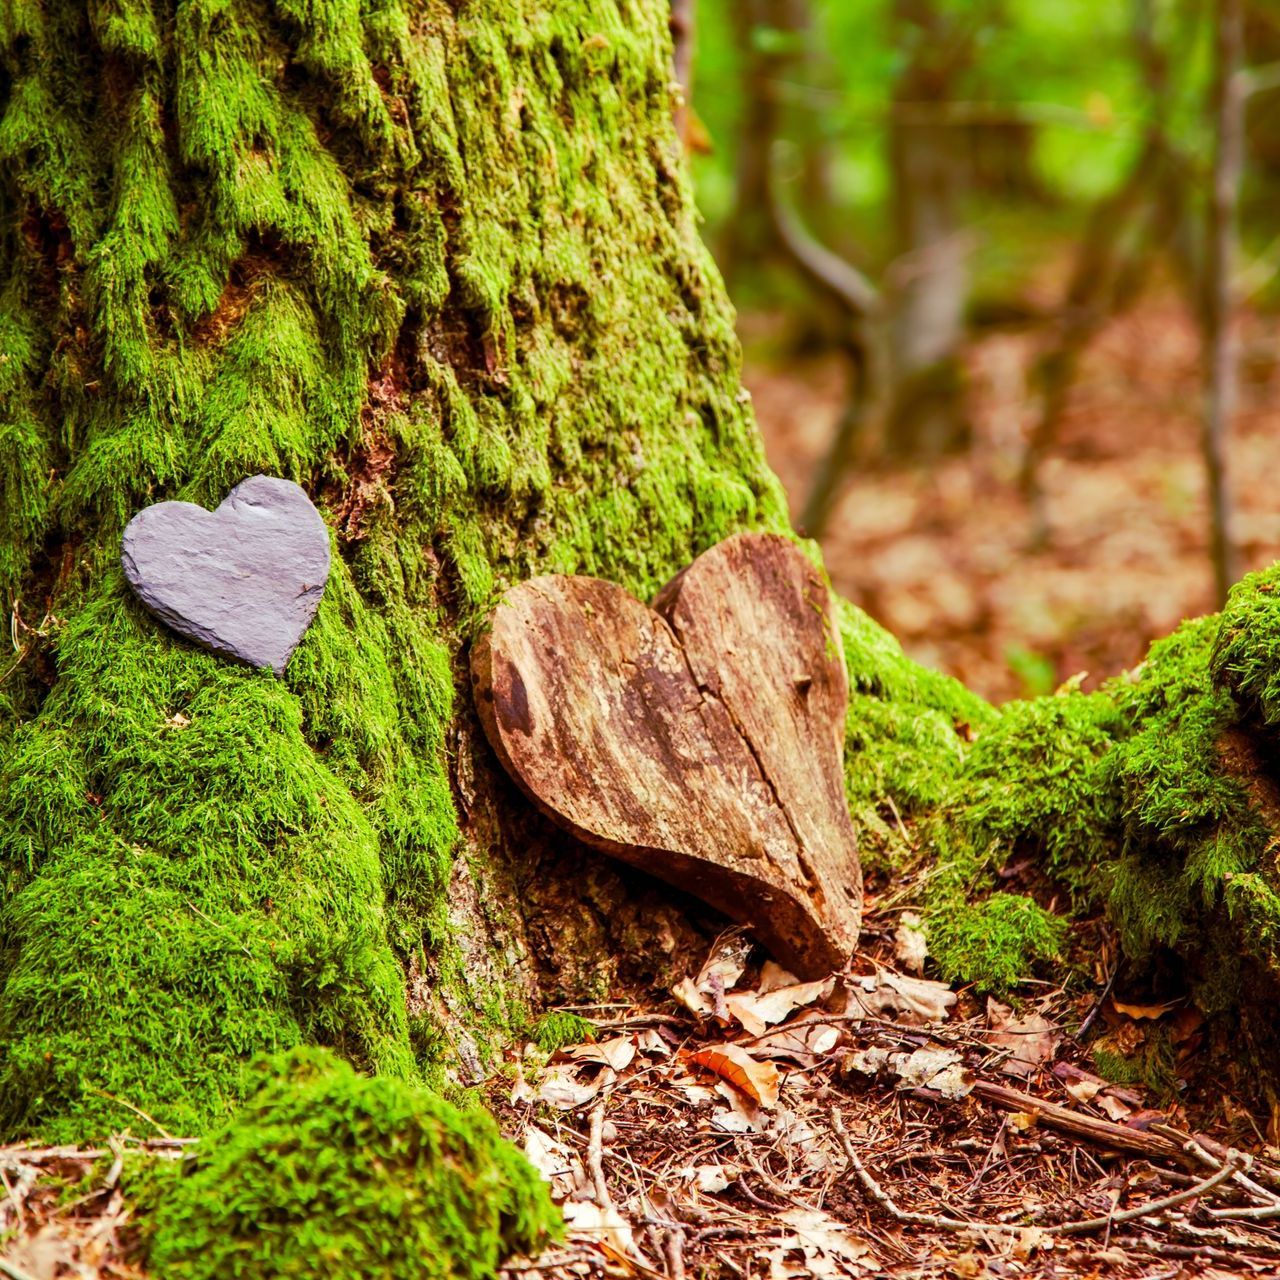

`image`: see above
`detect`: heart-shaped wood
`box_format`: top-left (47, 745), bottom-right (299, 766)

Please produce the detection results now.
top-left (471, 533), bottom-right (861, 978)
top-left (121, 475), bottom-right (330, 676)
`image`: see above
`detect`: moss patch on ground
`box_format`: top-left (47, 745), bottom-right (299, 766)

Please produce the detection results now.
top-left (143, 1048), bottom-right (559, 1279)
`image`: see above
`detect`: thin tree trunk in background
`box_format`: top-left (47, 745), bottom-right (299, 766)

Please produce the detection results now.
top-left (1202, 0), bottom-right (1243, 605)
top-left (884, 0), bottom-right (974, 458)
top-left (722, 0), bottom-right (781, 284)
top-left (722, 0), bottom-right (816, 286)
top-left (670, 0), bottom-right (695, 146)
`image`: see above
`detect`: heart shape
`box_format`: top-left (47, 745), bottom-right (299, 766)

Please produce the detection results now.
top-left (121, 475), bottom-right (330, 676)
top-left (472, 533), bottom-right (861, 978)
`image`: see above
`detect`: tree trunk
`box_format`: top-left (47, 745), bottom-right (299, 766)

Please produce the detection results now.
top-left (5, 0), bottom-right (1280, 1265)
top-left (883, 0), bottom-right (975, 456)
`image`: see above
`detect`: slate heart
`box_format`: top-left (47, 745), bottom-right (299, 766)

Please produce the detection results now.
top-left (121, 475), bottom-right (330, 676)
top-left (472, 533), bottom-right (862, 978)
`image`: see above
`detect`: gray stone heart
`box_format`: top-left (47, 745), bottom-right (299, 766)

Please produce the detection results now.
top-left (121, 475), bottom-right (330, 676)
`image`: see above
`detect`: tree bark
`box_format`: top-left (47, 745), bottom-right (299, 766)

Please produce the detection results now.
top-left (883, 0), bottom-right (976, 456)
top-left (5, 0), bottom-right (1280, 1259)
top-left (1202, 0), bottom-right (1243, 604)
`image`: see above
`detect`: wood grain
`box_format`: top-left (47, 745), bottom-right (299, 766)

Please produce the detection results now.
top-left (471, 533), bottom-right (861, 977)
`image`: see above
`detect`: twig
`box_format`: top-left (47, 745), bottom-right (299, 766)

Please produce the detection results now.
top-left (586, 1099), bottom-right (611, 1210)
top-left (971, 1080), bottom-right (1183, 1160)
top-left (0, 1258), bottom-right (40, 1280)
top-left (1049, 1154), bottom-right (1244, 1236)
top-left (1076, 963), bottom-right (1119, 1039)
top-left (665, 1225), bottom-right (687, 1280)
top-left (830, 1106), bottom-right (1020, 1234)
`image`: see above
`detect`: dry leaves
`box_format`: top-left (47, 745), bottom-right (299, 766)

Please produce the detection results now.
top-left (689, 1043), bottom-right (782, 1109)
top-left (986, 999), bottom-right (1061, 1078)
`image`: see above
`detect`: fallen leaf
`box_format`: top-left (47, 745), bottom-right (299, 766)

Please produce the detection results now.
top-left (523, 1126), bottom-right (582, 1200)
top-left (725, 975), bottom-right (835, 1037)
top-left (1065, 1077), bottom-right (1102, 1104)
top-left (689, 1043), bottom-right (781, 1108)
top-left (1113, 998), bottom-right (1179, 1021)
top-left (758, 960), bottom-right (800, 993)
top-left (841, 1045), bottom-right (973, 1099)
top-left (678, 1162), bottom-right (736, 1193)
top-left (1012, 1226), bottom-right (1051, 1260)
top-left (849, 971), bottom-right (956, 1025)
top-left (892, 1046), bottom-right (974, 1099)
top-left (987, 999), bottom-right (1060, 1077)
top-left (684, 929), bottom-right (755, 1020)
top-left (1008, 1110), bottom-right (1040, 1131)
top-left (753, 1013), bottom-right (841, 1064)
top-left (563, 1199), bottom-right (652, 1267)
top-left (770, 1207), bottom-right (872, 1277)
top-left (636, 1028), bottom-right (671, 1057)
top-left (1097, 1094), bottom-right (1133, 1123)
top-left (563, 1036), bottom-right (636, 1072)
top-left (538, 1066), bottom-right (610, 1110)
top-left (509, 1063), bottom-right (534, 1105)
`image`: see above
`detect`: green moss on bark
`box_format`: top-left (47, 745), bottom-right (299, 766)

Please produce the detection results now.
top-left (0, 0), bottom-right (785, 1140)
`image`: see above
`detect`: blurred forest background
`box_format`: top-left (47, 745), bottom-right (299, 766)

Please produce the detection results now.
top-left (679, 0), bottom-right (1280, 702)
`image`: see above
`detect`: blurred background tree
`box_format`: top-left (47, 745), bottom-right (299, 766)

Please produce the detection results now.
top-left (681, 0), bottom-right (1280, 701)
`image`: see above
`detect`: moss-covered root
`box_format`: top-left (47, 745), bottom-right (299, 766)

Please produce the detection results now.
top-left (145, 1048), bottom-right (559, 1280)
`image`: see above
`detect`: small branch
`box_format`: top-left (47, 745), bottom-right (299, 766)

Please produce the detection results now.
top-left (587, 1099), bottom-right (611, 1209)
top-left (972, 1080), bottom-right (1183, 1161)
top-left (1049, 1154), bottom-right (1244, 1236)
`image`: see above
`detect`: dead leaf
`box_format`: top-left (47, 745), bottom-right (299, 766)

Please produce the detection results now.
top-left (1097, 1094), bottom-right (1134, 1123)
top-left (1012, 1226), bottom-right (1051, 1260)
top-left (636, 1028), bottom-right (671, 1057)
top-left (849, 970), bottom-right (956, 1025)
top-left (893, 911), bottom-right (928, 974)
top-left (563, 1036), bottom-right (636, 1072)
top-left (842, 1045), bottom-right (972, 1099)
top-left (509, 1063), bottom-right (534, 1105)
top-left (769, 1207), bottom-right (872, 1277)
top-left (754, 1013), bottom-right (842, 1064)
top-left (1112, 998), bottom-right (1179, 1021)
top-left (524, 1126), bottom-right (582, 1200)
top-left (689, 1043), bottom-right (781, 1109)
top-left (671, 930), bottom-right (755, 1021)
top-left (893, 1047), bottom-right (974, 1099)
top-left (678, 1162), bottom-right (737, 1193)
top-left (725, 975), bottom-right (834, 1037)
top-left (758, 960), bottom-right (799, 993)
top-left (1065, 1077), bottom-right (1103, 1104)
top-left (711, 1079), bottom-right (769, 1133)
top-left (538, 1066), bottom-right (611, 1110)
top-left (563, 1199), bottom-right (652, 1268)
top-left (986, 999), bottom-right (1060, 1077)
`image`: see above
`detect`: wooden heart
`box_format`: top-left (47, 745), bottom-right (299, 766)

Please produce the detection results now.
top-left (121, 475), bottom-right (330, 676)
top-left (471, 533), bottom-right (861, 978)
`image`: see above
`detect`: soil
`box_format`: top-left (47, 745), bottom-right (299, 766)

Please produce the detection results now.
top-left (745, 297), bottom-right (1280, 704)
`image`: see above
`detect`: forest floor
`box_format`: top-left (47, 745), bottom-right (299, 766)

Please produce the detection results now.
top-left (491, 889), bottom-right (1277, 1280)
top-left (745, 295), bottom-right (1280, 704)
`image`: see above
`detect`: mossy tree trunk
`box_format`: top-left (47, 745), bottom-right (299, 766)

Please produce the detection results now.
top-left (4, 0), bottom-right (1280, 1199)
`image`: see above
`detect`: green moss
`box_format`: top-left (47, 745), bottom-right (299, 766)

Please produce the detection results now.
top-left (531, 1011), bottom-right (597, 1054)
top-left (1213, 562), bottom-right (1280, 724)
top-left (0, 0), bottom-right (785, 1143)
top-left (927, 892), bottom-right (1068, 995)
top-left (145, 1047), bottom-right (559, 1280)
top-left (1092, 1031), bottom-right (1177, 1096)
top-left (1103, 617), bottom-right (1267, 985)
